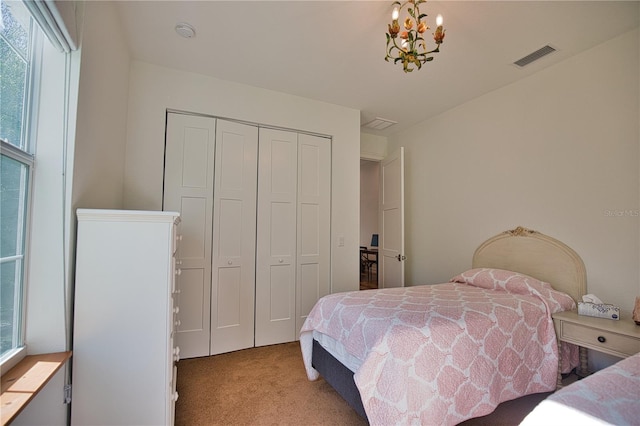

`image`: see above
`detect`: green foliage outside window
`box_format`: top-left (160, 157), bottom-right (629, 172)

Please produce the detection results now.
top-left (1, 0), bottom-right (30, 148)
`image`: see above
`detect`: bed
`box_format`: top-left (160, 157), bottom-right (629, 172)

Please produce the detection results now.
top-left (300, 226), bottom-right (586, 425)
top-left (520, 351), bottom-right (640, 425)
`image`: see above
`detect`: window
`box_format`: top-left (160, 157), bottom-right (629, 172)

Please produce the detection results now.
top-left (1, 0), bottom-right (39, 361)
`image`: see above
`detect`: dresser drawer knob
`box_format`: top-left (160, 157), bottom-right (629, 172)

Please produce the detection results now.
top-left (597, 336), bottom-right (606, 343)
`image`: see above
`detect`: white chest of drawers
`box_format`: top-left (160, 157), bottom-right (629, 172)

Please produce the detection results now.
top-left (72, 209), bottom-right (180, 425)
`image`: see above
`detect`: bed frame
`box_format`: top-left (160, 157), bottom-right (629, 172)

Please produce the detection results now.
top-left (311, 226), bottom-right (587, 421)
top-left (472, 226), bottom-right (586, 303)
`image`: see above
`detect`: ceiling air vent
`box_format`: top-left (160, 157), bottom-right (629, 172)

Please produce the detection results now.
top-left (513, 45), bottom-right (556, 67)
top-left (362, 117), bottom-right (397, 130)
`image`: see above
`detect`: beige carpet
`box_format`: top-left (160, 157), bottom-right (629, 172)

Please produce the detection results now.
top-left (175, 341), bottom-right (556, 425)
top-left (176, 342), bottom-right (366, 425)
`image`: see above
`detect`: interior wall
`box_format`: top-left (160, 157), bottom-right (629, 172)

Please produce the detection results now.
top-left (388, 29), bottom-right (639, 316)
top-left (122, 61), bottom-right (361, 294)
top-left (360, 160), bottom-right (379, 247)
top-left (361, 132), bottom-right (388, 160)
top-left (71, 1), bottom-right (130, 211)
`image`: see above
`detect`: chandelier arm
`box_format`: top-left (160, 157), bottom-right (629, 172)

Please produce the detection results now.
top-left (389, 37), bottom-right (404, 55)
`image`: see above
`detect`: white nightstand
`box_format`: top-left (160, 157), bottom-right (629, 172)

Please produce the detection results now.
top-left (552, 310), bottom-right (640, 387)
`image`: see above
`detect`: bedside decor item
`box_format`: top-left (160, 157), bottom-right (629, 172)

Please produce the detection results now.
top-left (578, 302), bottom-right (620, 320)
top-left (633, 296), bottom-right (640, 325)
top-left (385, 0), bottom-right (446, 73)
top-left (577, 294), bottom-right (620, 320)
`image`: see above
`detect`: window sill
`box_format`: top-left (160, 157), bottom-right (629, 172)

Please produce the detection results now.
top-left (0, 347), bottom-right (27, 375)
top-left (0, 351), bottom-right (72, 425)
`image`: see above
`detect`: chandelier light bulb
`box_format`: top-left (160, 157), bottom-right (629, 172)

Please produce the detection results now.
top-left (436, 14), bottom-right (443, 27)
top-left (392, 7), bottom-right (399, 20)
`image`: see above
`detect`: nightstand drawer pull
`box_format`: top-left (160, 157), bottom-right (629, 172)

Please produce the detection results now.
top-left (597, 336), bottom-right (606, 343)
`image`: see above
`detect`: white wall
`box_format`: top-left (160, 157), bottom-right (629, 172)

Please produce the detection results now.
top-left (361, 132), bottom-right (388, 160)
top-left (71, 1), bottom-right (130, 211)
top-left (123, 61), bottom-right (361, 293)
top-left (360, 160), bottom-right (379, 247)
top-left (388, 28), bottom-right (639, 368)
top-left (359, 133), bottom-right (387, 249)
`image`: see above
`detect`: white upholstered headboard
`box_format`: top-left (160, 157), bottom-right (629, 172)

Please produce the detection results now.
top-left (472, 226), bottom-right (587, 303)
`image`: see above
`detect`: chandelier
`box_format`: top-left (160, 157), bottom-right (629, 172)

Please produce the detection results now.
top-left (385, 0), bottom-right (446, 73)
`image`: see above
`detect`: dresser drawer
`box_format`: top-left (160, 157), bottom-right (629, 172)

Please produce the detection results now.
top-left (560, 321), bottom-right (640, 357)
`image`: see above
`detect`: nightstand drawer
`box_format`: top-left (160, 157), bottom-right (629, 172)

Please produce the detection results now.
top-left (560, 322), bottom-right (640, 357)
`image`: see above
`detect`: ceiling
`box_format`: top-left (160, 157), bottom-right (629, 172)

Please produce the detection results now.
top-left (114, 1), bottom-right (639, 136)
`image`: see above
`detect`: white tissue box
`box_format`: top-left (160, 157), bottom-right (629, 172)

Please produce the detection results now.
top-left (577, 302), bottom-right (620, 320)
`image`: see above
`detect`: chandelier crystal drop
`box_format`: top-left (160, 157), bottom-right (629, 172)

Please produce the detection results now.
top-left (385, 0), bottom-right (446, 73)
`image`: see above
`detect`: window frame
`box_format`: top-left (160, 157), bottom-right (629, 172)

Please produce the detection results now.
top-left (0, 1), bottom-right (42, 370)
top-left (0, 143), bottom-right (33, 369)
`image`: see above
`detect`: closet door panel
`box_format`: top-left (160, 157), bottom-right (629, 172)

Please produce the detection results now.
top-left (256, 128), bottom-right (298, 346)
top-left (216, 266), bottom-right (242, 326)
top-left (296, 134), bottom-right (331, 333)
top-left (299, 263), bottom-right (320, 316)
top-left (164, 113), bottom-right (215, 359)
top-left (210, 119), bottom-right (258, 355)
top-left (270, 201), bottom-right (296, 256)
top-left (269, 265), bottom-right (294, 320)
top-left (179, 197), bottom-right (207, 259)
top-left (178, 268), bottom-right (206, 331)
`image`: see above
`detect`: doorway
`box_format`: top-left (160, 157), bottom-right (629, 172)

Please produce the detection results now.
top-left (360, 159), bottom-right (379, 289)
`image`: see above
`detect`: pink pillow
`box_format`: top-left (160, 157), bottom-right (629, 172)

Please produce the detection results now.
top-left (451, 268), bottom-right (551, 294)
top-left (451, 268), bottom-right (575, 311)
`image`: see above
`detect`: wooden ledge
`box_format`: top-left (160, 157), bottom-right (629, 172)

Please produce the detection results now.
top-left (1, 351), bottom-right (72, 425)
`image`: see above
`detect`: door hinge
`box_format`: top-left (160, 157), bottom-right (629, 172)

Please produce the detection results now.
top-left (64, 384), bottom-right (72, 404)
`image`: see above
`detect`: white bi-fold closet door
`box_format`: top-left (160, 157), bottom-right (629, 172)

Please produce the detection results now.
top-left (164, 112), bottom-right (331, 358)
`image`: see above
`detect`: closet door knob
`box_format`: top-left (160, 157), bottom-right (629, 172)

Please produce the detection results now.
top-left (228, 260), bottom-right (233, 265)
top-left (279, 259), bottom-right (284, 263)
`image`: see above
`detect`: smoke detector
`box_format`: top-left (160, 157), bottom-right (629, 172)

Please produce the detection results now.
top-left (175, 23), bottom-right (196, 39)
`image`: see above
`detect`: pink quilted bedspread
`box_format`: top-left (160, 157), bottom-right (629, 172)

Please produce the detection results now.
top-left (300, 269), bottom-right (578, 425)
top-left (521, 351), bottom-right (640, 425)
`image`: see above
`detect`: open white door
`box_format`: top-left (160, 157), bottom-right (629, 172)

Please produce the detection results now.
top-left (379, 147), bottom-right (405, 288)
